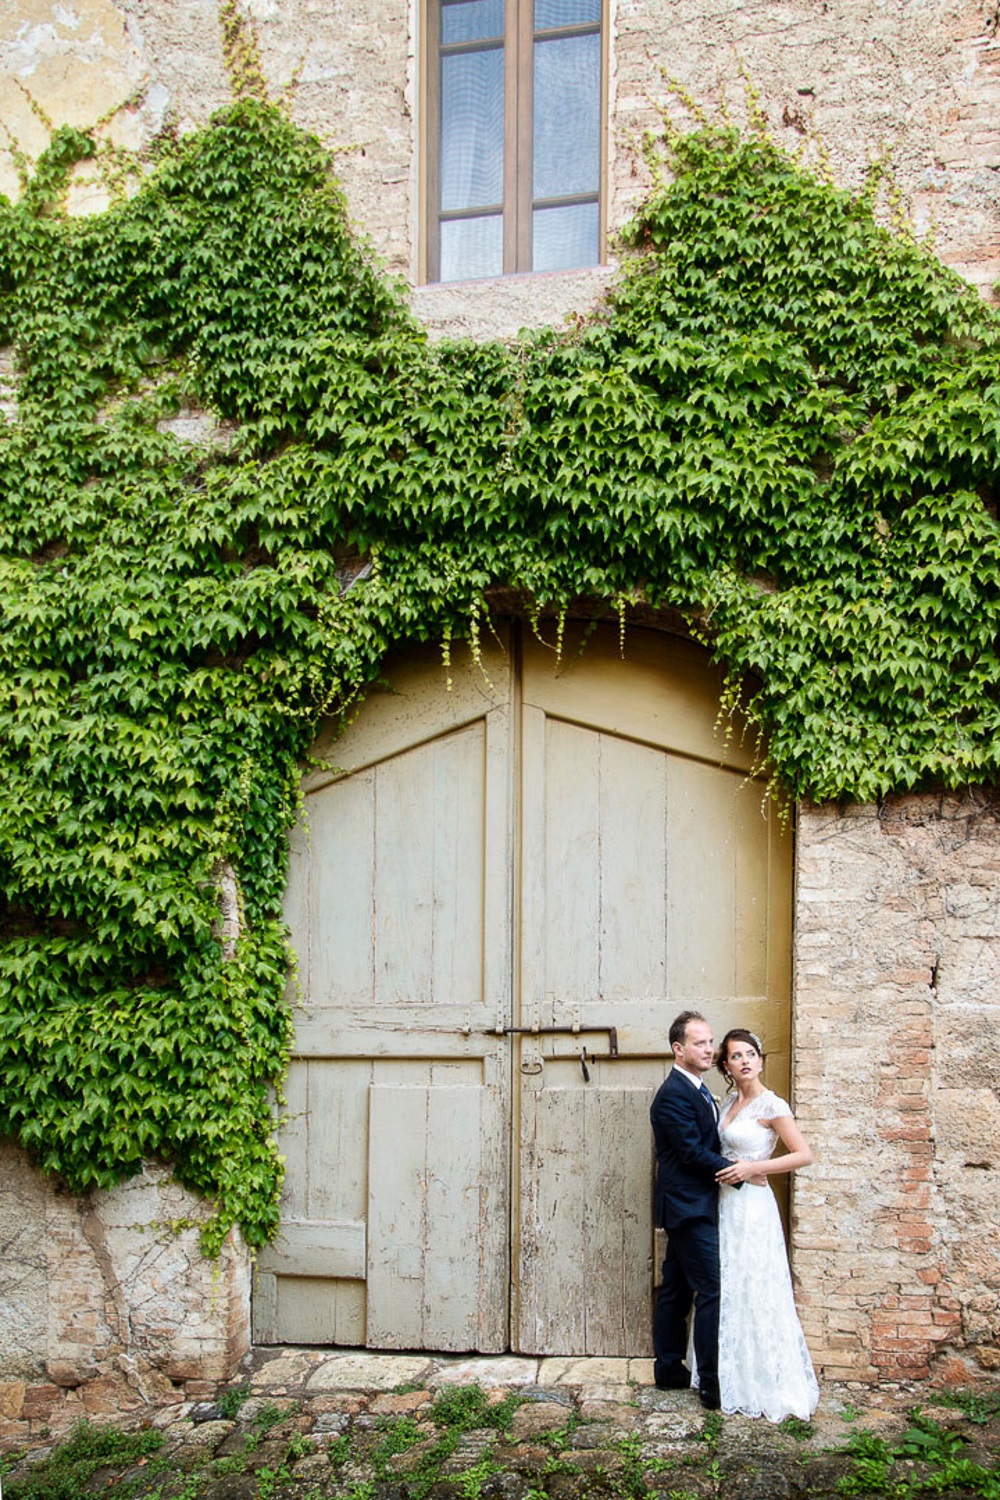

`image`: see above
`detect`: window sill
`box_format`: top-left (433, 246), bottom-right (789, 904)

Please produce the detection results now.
top-left (411, 262), bottom-right (618, 341)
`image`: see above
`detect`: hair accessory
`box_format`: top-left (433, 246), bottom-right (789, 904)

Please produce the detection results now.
top-left (748, 1031), bottom-right (763, 1052)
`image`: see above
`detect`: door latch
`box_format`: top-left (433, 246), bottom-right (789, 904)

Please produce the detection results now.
top-left (485, 1023), bottom-right (619, 1055)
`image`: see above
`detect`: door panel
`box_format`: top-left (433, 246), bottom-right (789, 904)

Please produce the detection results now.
top-left (255, 637), bottom-right (513, 1351)
top-left (367, 1082), bottom-right (508, 1350)
top-left (304, 725), bottom-right (487, 1008)
top-left (518, 1081), bottom-right (653, 1355)
top-left (513, 626), bottom-right (791, 1354)
top-left (258, 623), bottom-right (792, 1356)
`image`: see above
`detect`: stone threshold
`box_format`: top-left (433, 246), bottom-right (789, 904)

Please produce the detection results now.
top-left (244, 1346), bottom-right (656, 1400)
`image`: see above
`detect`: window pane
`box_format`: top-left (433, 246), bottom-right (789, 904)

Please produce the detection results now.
top-left (442, 0), bottom-right (504, 45)
top-left (535, 0), bottom-right (601, 28)
top-left (533, 201), bottom-right (598, 271)
top-left (440, 48), bottom-right (505, 211)
top-left (533, 32), bottom-right (600, 200)
top-left (440, 214), bottom-right (504, 281)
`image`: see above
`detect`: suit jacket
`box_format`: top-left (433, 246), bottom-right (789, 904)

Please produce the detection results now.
top-left (650, 1067), bottom-right (732, 1229)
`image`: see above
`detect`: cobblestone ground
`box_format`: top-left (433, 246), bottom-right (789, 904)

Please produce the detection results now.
top-left (2, 1349), bottom-right (998, 1499)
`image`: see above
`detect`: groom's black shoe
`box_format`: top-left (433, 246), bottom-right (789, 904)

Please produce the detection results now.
top-left (699, 1387), bottom-right (721, 1410)
top-left (653, 1363), bottom-right (691, 1390)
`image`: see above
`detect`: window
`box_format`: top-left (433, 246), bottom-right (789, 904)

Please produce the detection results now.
top-left (424, 0), bottom-right (605, 283)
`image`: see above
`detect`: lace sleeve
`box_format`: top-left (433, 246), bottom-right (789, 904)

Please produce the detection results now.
top-left (762, 1091), bottom-right (792, 1119)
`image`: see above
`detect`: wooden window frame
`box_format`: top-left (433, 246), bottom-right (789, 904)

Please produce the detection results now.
top-left (420, 0), bottom-right (608, 284)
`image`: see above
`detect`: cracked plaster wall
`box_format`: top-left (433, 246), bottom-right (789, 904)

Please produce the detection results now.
top-left (0, 1143), bottom-right (250, 1440)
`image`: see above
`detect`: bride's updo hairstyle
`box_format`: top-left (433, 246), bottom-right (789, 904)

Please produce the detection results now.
top-left (716, 1028), bottom-right (764, 1091)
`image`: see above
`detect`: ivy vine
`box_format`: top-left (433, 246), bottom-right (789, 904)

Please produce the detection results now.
top-left (0, 96), bottom-right (997, 1247)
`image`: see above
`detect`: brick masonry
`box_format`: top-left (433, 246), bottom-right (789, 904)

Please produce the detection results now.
top-left (793, 793), bottom-right (1000, 1385)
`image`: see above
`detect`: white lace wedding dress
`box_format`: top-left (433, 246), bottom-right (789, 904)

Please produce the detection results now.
top-left (715, 1089), bottom-right (820, 1422)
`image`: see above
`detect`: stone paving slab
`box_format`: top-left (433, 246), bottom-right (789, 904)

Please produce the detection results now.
top-left (247, 1350), bottom-right (322, 1390)
top-left (427, 1355), bottom-right (541, 1387)
top-left (302, 1352), bottom-right (436, 1392)
top-left (238, 1345), bottom-right (916, 1422)
top-left (247, 1347), bottom-right (661, 1398)
top-left (508, 1401), bottom-right (575, 1439)
top-left (4, 1346), bottom-right (995, 1500)
top-left (537, 1355), bottom-right (631, 1386)
top-left (643, 1406), bottom-right (706, 1439)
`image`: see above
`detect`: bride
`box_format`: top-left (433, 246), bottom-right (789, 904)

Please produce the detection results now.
top-left (711, 1028), bottom-right (820, 1422)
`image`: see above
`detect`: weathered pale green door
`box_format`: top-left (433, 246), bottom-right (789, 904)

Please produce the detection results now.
top-left (513, 626), bottom-right (791, 1354)
top-left (254, 623), bottom-right (792, 1355)
top-left (253, 633), bottom-right (515, 1350)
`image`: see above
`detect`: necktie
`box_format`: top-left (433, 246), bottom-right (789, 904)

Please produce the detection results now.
top-left (700, 1083), bottom-right (718, 1118)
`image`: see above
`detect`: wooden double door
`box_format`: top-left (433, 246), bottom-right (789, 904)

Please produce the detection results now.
top-left (254, 623), bottom-right (792, 1355)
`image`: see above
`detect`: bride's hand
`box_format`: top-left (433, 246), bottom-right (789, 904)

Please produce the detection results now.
top-left (716, 1159), bottom-right (759, 1185)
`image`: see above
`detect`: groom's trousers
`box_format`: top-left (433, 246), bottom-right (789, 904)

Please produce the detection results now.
top-left (652, 1216), bottom-right (721, 1396)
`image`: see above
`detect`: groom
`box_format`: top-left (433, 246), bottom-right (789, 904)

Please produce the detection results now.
top-left (650, 1009), bottom-right (737, 1409)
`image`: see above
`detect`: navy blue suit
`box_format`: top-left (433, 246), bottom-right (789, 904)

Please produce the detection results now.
top-left (650, 1067), bottom-right (733, 1396)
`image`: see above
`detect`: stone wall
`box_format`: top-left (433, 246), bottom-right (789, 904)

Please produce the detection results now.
top-left (2, 0), bottom-right (998, 316)
top-left (793, 793), bottom-right (1000, 1386)
top-left (0, 1144), bottom-right (251, 1443)
top-left (1, 0), bottom-right (999, 1405)
top-left (611, 0), bottom-right (1000, 301)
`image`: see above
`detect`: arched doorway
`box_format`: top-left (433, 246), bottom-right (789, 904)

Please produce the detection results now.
top-left (254, 622), bottom-right (792, 1355)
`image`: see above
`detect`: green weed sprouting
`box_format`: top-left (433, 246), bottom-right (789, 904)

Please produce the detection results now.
top-left (2, 1419), bottom-right (164, 1500)
top-left (837, 1413), bottom-right (1000, 1498)
top-left (216, 1382), bottom-right (252, 1419)
top-left (428, 1382), bottom-right (522, 1433)
top-left (700, 1408), bottom-right (724, 1452)
top-left (932, 1388), bottom-right (1000, 1426)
